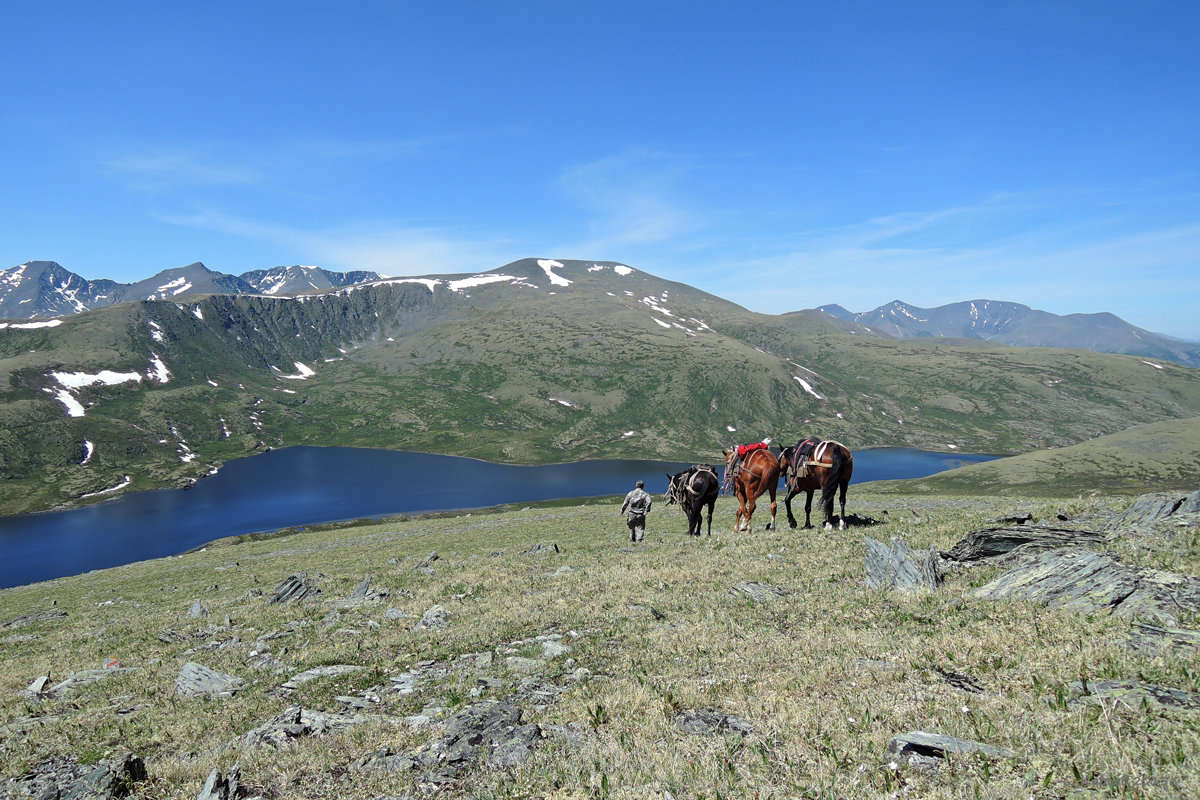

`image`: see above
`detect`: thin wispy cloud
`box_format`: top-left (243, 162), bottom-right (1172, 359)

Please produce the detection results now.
top-left (162, 210), bottom-right (508, 275)
top-left (552, 151), bottom-right (696, 255)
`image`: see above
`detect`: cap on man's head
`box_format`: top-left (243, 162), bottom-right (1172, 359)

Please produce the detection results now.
top-left (636, 480), bottom-right (644, 488)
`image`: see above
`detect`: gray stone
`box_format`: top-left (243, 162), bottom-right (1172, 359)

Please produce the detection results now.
top-left (279, 664), bottom-right (363, 692)
top-left (1128, 621), bottom-right (1200, 656)
top-left (541, 641), bottom-right (572, 659)
top-left (1069, 679), bottom-right (1200, 711)
top-left (1108, 490), bottom-right (1200, 528)
top-left (887, 731), bottom-right (1015, 760)
top-left (970, 549), bottom-right (1200, 626)
top-left (673, 708), bottom-right (754, 736)
top-left (488, 723), bottom-right (543, 767)
top-left (62, 752), bottom-right (147, 800)
top-left (442, 701), bottom-right (524, 761)
top-left (269, 573), bottom-right (321, 604)
top-left (2, 609), bottom-right (67, 629)
top-left (505, 656), bottom-right (543, 673)
top-left (44, 667), bottom-right (139, 699)
top-left (241, 705), bottom-right (377, 748)
top-left (186, 600), bottom-right (209, 618)
top-left (25, 674), bottom-right (51, 698)
top-left (865, 536), bottom-right (940, 592)
top-left (728, 581), bottom-right (788, 603)
top-left (942, 526), bottom-right (1107, 562)
top-left (177, 661), bottom-right (244, 699)
top-left (413, 604), bottom-right (451, 631)
top-left (196, 765), bottom-right (239, 800)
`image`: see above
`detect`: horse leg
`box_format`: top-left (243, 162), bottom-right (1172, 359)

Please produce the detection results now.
top-left (784, 488), bottom-right (799, 529)
top-left (743, 494), bottom-right (756, 533)
top-left (838, 480), bottom-right (849, 530)
top-left (765, 487), bottom-right (777, 531)
top-left (705, 499), bottom-right (714, 536)
top-left (804, 490), bottom-right (814, 529)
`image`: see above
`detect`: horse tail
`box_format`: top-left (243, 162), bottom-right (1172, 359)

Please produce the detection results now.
top-left (819, 444), bottom-right (848, 511)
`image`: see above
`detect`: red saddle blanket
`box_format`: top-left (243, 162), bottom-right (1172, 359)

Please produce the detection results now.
top-left (736, 442), bottom-right (769, 458)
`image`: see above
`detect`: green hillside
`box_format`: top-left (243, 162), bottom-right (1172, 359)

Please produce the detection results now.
top-left (2, 259), bottom-right (1198, 515)
top-left (872, 416), bottom-right (1200, 496)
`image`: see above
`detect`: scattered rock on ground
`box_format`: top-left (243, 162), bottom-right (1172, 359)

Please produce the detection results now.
top-left (673, 708), bottom-right (754, 736)
top-left (270, 573), bottom-right (322, 604)
top-left (1069, 679), bottom-right (1200, 712)
top-left (176, 661), bottom-right (245, 699)
top-left (1107, 490), bottom-right (1200, 529)
top-left (279, 664), bottom-right (364, 693)
top-left (728, 581), bottom-right (788, 603)
top-left (413, 605), bottom-right (451, 631)
top-left (2, 609), bottom-right (68, 629)
top-left (887, 730), bottom-right (1015, 761)
top-left (196, 765), bottom-right (240, 800)
top-left (1128, 621), bottom-right (1200, 656)
top-left (970, 549), bottom-right (1200, 626)
top-left (8, 752), bottom-right (148, 800)
top-left (240, 705), bottom-right (381, 749)
top-left (941, 526), bottom-right (1107, 563)
top-left (864, 536), bottom-right (940, 592)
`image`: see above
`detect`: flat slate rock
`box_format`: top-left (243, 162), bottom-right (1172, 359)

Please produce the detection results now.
top-left (1107, 490), bottom-right (1200, 529)
top-left (728, 581), bottom-right (788, 603)
top-left (280, 664), bottom-right (364, 692)
top-left (673, 708), bottom-right (754, 736)
top-left (887, 730), bottom-right (1016, 760)
top-left (1069, 679), bottom-right (1200, 712)
top-left (865, 536), bottom-right (940, 592)
top-left (942, 526), bottom-right (1107, 562)
top-left (1128, 621), bottom-right (1200, 656)
top-left (2, 609), bottom-right (68, 628)
top-left (241, 705), bottom-right (380, 748)
top-left (971, 549), bottom-right (1200, 626)
top-left (177, 661), bottom-right (244, 698)
top-left (270, 573), bottom-right (322, 604)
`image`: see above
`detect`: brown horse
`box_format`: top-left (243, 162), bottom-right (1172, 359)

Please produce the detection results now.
top-left (777, 438), bottom-right (853, 530)
top-left (722, 446), bottom-right (780, 532)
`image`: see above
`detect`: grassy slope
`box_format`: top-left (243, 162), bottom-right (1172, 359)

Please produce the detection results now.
top-left (874, 416), bottom-right (1200, 496)
top-left (1, 488), bottom-right (1197, 799)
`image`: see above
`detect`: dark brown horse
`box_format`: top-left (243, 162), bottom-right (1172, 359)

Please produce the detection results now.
top-left (722, 446), bottom-right (780, 532)
top-left (777, 438), bottom-right (853, 530)
top-left (665, 464), bottom-right (720, 536)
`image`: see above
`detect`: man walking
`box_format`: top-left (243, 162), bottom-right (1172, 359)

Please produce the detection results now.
top-left (620, 479), bottom-right (653, 543)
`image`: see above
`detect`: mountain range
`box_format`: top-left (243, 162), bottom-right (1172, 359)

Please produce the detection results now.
top-left (2, 257), bottom-right (1199, 516)
top-left (0, 260), bottom-right (382, 319)
top-left (4, 259), bottom-right (1198, 368)
top-left (808, 300), bottom-right (1200, 367)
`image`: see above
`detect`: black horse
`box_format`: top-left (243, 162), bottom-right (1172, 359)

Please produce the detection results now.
top-left (665, 464), bottom-right (720, 536)
top-left (777, 438), bottom-right (853, 530)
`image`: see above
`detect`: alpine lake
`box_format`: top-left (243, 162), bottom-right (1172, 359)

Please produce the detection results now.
top-left (0, 446), bottom-right (995, 589)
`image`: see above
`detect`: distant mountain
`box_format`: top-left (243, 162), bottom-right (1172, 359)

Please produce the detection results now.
top-left (0, 261), bottom-right (383, 320)
top-left (241, 265), bottom-right (383, 295)
top-left (803, 299), bottom-right (1200, 367)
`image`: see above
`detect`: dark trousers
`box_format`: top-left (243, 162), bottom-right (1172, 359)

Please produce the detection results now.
top-left (626, 514), bottom-right (646, 542)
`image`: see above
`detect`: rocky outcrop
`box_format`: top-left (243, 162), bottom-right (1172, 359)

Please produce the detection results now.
top-left (865, 536), bottom-right (940, 592)
top-left (969, 549), bottom-right (1200, 626)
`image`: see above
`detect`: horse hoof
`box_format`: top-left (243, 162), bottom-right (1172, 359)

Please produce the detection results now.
top-left (788, 521), bottom-right (797, 530)
top-left (824, 522), bottom-right (833, 531)
top-left (838, 521), bottom-right (846, 531)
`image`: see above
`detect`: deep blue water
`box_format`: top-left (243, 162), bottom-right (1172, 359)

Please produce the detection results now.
top-left (0, 446), bottom-right (993, 589)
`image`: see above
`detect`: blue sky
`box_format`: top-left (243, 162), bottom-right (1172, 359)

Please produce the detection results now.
top-left (5, 1), bottom-right (1199, 338)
